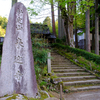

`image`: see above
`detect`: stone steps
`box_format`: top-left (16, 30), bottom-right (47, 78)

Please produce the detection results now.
top-left (63, 79), bottom-right (100, 86)
top-left (56, 72), bottom-right (91, 77)
top-left (51, 51), bottom-right (100, 92)
top-left (52, 67), bottom-right (81, 69)
top-left (53, 69), bottom-right (85, 73)
top-left (55, 76), bottom-right (96, 81)
top-left (69, 85), bottom-right (100, 92)
top-left (51, 63), bottom-right (72, 65)
top-left (51, 65), bottom-right (77, 67)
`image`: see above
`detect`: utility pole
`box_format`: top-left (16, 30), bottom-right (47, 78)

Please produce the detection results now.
top-left (12, 0), bottom-right (17, 7)
top-left (51, 0), bottom-right (56, 37)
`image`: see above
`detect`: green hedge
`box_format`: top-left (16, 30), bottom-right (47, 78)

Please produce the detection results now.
top-left (51, 43), bottom-right (100, 65)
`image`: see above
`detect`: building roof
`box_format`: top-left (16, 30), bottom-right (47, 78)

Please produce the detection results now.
top-left (47, 34), bottom-right (56, 39)
top-left (30, 24), bottom-right (50, 34)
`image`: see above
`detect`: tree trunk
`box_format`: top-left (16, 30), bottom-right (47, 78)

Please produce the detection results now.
top-left (92, 28), bottom-right (95, 50)
top-left (95, 0), bottom-right (99, 55)
top-left (51, 0), bottom-right (56, 37)
top-left (75, 2), bottom-right (78, 48)
top-left (68, 20), bottom-right (75, 47)
top-left (59, 1), bottom-right (70, 45)
top-left (67, 1), bottom-right (75, 48)
top-left (75, 24), bottom-right (78, 48)
top-left (91, 6), bottom-right (95, 50)
top-left (85, 9), bottom-right (91, 52)
top-left (12, 0), bottom-right (17, 7)
top-left (58, 2), bottom-right (61, 39)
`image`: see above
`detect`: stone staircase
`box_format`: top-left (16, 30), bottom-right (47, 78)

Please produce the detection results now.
top-left (51, 52), bottom-right (100, 92)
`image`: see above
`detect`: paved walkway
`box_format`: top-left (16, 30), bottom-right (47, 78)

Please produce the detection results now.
top-left (64, 90), bottom-right (100, 100)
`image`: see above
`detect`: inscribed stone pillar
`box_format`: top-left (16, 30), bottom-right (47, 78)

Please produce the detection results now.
top-left (0, 2), bottom-right (38, 98)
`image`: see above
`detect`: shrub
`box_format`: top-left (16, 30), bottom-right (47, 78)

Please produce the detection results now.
top-left (31, 37), bottom-right (50, 82)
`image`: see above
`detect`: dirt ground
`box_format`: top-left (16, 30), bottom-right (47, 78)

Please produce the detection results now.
top-left (48, 89), bottom-right (100, 100)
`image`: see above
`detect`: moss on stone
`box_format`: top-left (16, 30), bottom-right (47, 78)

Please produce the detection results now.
top-left (6, 94), bottom-right (18, 100)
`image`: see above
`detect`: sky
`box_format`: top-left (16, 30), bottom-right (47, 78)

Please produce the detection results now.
top-left (0, 0), bottom-right (58, 23)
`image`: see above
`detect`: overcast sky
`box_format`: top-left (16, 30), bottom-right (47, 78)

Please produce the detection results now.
top-left (0, 0), bottom-right (58, 23)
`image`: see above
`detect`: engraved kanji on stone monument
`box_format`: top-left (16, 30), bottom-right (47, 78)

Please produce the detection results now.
top-left (0, 2), bottom-right (38, 98)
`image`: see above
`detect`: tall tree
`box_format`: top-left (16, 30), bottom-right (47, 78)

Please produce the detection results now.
top-left (74, 1), bottom-right (78, 48)
top-left (0, 16), bottom-right (7, 30)
top-left (95, 0), bottom-right (99, 55)
top-left (67, 1), bottom-right (76, 47)
top-left (43, 16), bottom-right (52, 32)
top-left (12, 0), bottom-right (17, 7)
top-left (58, 4), bottom-right (66, 39)
top-left (59, 0), bottom-right (70, 45)
top-left (0, 26), bottom-right (6, 37)
top-left (51, 0), bottom-right (56, 37)
top-left (85, 1), bottom-right (91, 52)
top-left (43, 16), bottom-right (51, 27)
top-left (91, 6), bottom-right (95, 51)
top-left (58, 2), bottom-right (62, 39)
top-left (29, 0), bottom-right (94, 48)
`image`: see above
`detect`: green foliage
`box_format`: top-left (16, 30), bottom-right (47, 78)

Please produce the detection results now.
top-left (56, 37), bottom-right (66, 45)
top-left (55, 20), bottom-right (58, 37)
top-left (56, 38), bottom-right (63, 44)
top-left (32, 37), bottom-right (50, 82)
top-left (43, 16), bottom-right (53, 33)
top-left (0, 16), bottom-right (7, 30)
top-left (33, 48), bottom-right (48, 65)
top-left (32, 38), bottom-right (49, 65)
top-left (40, 81), bottom-right (47, 87)
top-left (0, 26), bottom-right (5, 37)
top-left (0, 16), bottom-right (7, 37)
top-left (52, 43), bottom-right (100, 65)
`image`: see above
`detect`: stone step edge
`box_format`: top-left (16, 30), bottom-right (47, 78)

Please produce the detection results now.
top-left (52, 67), bottom-right (82, 69)
top-left (56, 72), bottom-right (91, 76)
top-left (53, 69), bottom-right (85, 72)
top-left (54, 75), bottom-right (96, 80)
top-left (68, 85), bottom-right (100, 92)
top-left (63, 79), bottom-right (100, 86)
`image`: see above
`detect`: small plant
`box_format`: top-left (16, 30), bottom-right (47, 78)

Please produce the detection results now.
top-left (40, 81), bottom-right (47, 87)
top-left (31, 37), bottom-right (50, 84)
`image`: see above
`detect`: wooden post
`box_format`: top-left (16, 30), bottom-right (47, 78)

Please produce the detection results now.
top-left (60, 85), bottom-right (62, 100)
top-left (47, 52), bottom-right (51, 73)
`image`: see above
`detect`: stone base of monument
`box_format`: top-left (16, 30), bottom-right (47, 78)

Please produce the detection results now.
top-left (0, 92), bottom-right (49, 100)
top-left (0, 94), bottom-right (25, 100)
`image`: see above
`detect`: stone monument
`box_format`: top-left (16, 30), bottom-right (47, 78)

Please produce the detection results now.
top-left (0, 2), bottom-right (38, 98)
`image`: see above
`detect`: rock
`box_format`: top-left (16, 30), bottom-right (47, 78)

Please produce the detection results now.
top-left (44, 97), bottom-right (59, 100)
top-left (73, 59), bottom-right (79, 63)
top-left (53, 78), bottom-right (62, 84)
